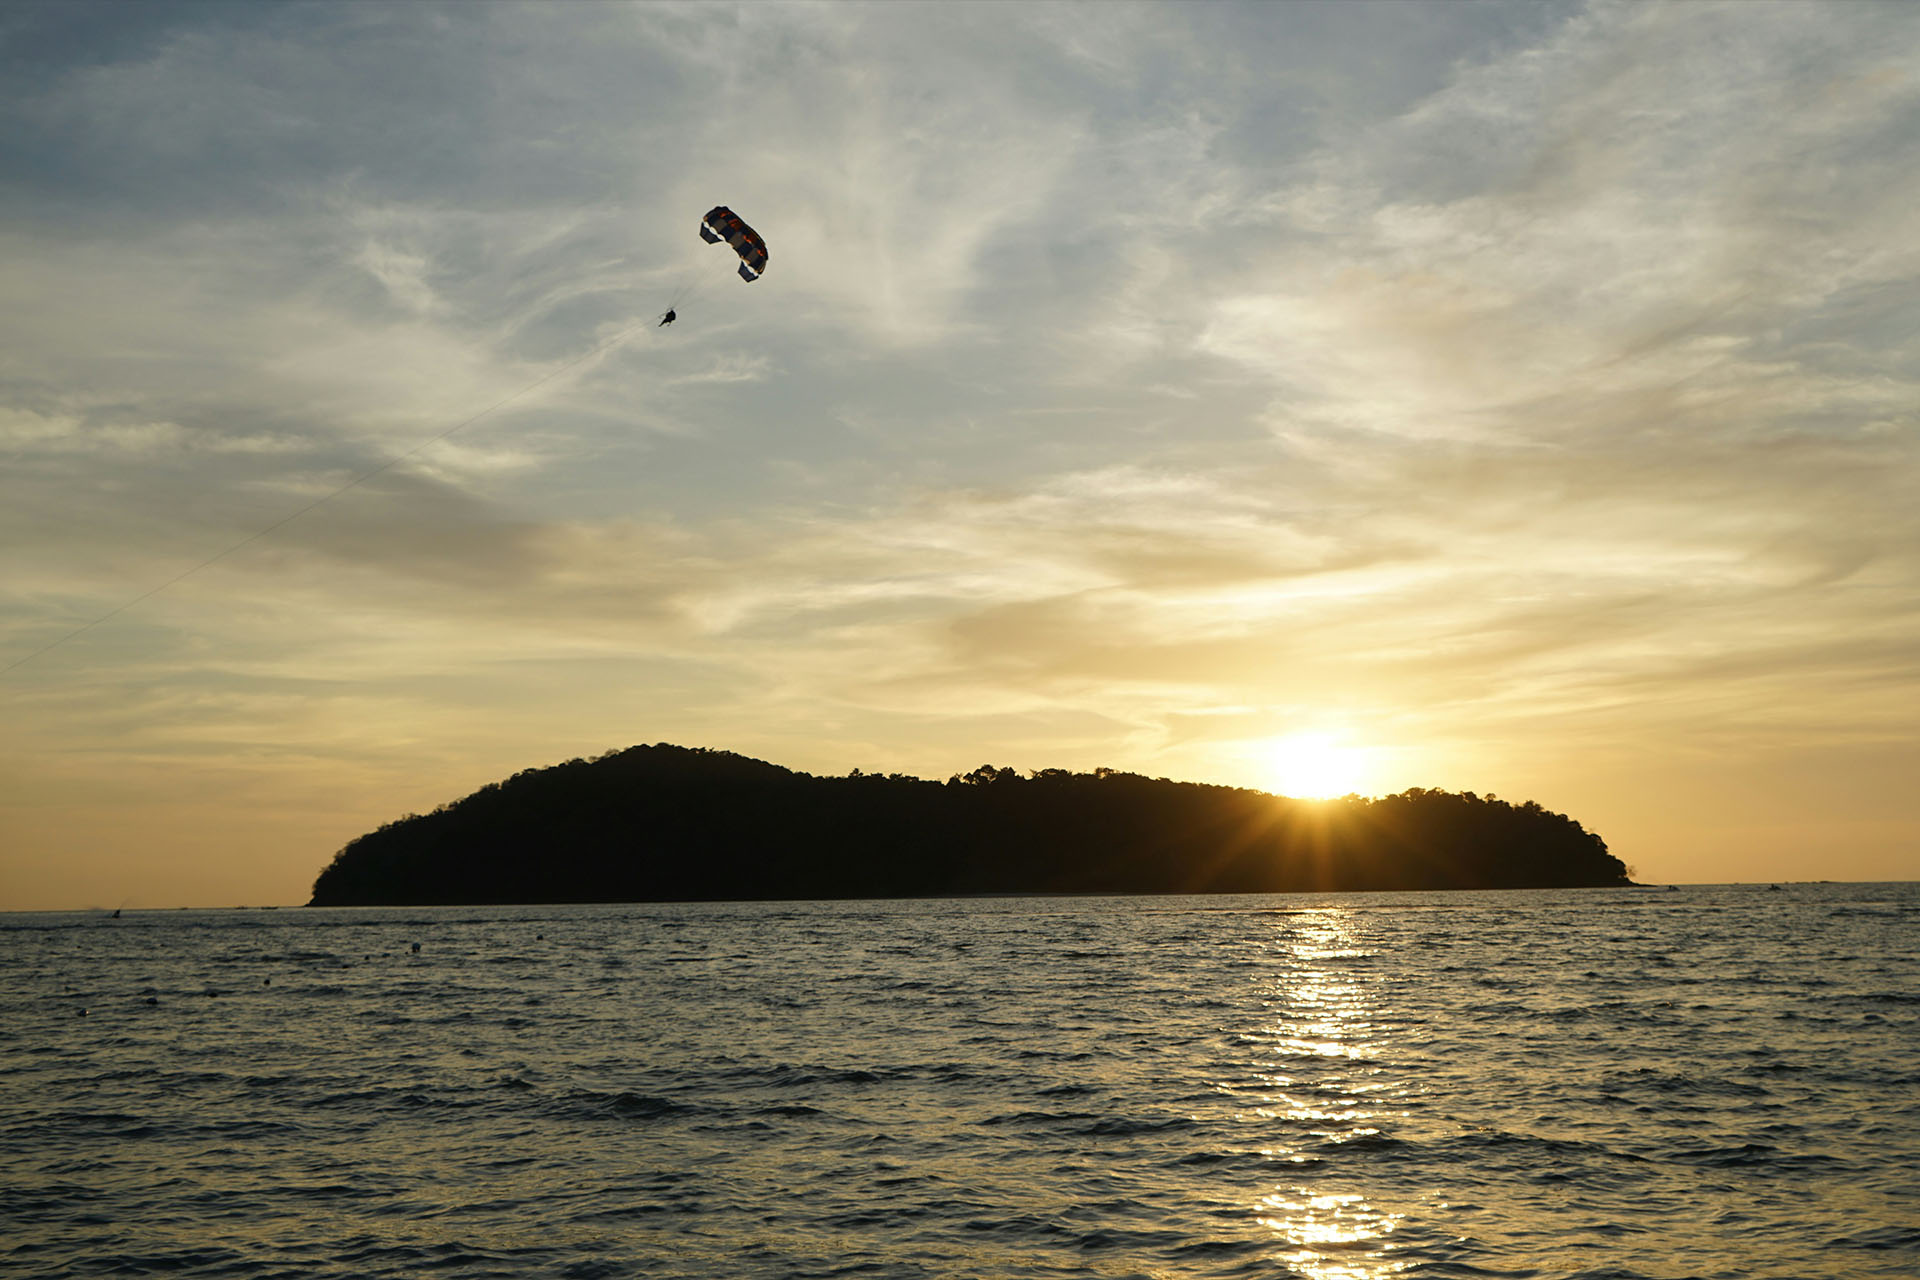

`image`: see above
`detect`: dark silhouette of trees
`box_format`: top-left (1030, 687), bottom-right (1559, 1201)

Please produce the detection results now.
top-left (307, 744), bottom-right (1631, 906)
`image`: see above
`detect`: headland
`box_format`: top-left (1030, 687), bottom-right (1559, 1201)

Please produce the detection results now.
top-left (308, 744), bottom-right (1631, 905)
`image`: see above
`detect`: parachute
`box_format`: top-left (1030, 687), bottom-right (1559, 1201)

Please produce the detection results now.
top-left (699, 206), bottom-right (768, 282)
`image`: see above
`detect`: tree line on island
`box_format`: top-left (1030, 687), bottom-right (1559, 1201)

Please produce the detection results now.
top-left (307, 744), bottom-right (1632, 905)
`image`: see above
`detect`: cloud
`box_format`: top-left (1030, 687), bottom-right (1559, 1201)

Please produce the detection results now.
top-left (4, 1), bottom-right (1919, 903)
top-left (1198, 3), bottom-right (1920, 445)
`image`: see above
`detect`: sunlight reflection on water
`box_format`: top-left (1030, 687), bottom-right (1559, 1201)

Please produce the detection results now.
top-left (1251, 910), bottom-right (1409, 1279)
top-left (1257, 1190), bottom-right (1410, 1280)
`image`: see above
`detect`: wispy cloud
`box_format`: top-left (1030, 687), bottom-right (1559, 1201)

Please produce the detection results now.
top-left (3, 0), bottom-right (1917, 905)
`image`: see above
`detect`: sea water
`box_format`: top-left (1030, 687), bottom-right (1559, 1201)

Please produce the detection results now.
top-left (3, 884), bottom-right (1916, 1279)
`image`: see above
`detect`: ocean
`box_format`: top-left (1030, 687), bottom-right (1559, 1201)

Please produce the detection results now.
top-left (3, 883), bottom-right (1915, 1279)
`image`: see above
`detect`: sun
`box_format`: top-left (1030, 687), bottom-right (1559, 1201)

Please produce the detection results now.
top-left (1259, 732), bottom-right (1370, 800)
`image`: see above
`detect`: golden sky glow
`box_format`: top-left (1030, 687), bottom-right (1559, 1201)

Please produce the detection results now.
top-left (3, 2), bottom-right (1918, 908)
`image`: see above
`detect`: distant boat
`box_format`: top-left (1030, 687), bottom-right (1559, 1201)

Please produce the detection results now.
top-left (110, 908), bottom-right (121, 918)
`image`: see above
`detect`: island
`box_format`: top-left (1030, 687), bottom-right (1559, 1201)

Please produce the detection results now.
top-left (307, 744), bottom-right (1631, 905)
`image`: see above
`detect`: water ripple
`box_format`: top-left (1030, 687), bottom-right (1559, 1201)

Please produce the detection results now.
top-left (3, 885), bottom-right (1916, 1278)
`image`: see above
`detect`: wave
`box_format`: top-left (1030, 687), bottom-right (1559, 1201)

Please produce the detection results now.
top-left (1827, 1224), bottom-right (1920, 1250)
top-left (7, 884), bottom-right (1916, 1280)
top-left (1662, 1142), bottom-right (1851, 1171)
top-left (566, 1089), bottom-right (704, 1121)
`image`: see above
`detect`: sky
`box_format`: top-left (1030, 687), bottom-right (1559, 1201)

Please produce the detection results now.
top-left (3, 0), bottom-right (1917, 909)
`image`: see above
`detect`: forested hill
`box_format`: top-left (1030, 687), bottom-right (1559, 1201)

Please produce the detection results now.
top-left (307, 744), bottom-right (1631, 905)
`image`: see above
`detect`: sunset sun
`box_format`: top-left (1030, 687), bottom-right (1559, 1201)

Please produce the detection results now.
top-left (1260, 733), bottom-right (1371, 800)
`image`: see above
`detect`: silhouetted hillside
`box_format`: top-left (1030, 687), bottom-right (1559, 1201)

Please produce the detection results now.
top-left (307, 744), bottom-right (1631, 905)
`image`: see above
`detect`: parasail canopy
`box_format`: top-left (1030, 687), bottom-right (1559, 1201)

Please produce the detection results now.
top-left (699, 206), bottom-right (768, 282)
